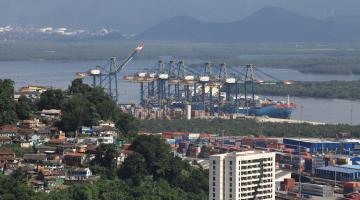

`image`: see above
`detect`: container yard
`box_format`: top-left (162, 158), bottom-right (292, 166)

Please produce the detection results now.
top-left (157, 132), bottom-right (360, 199)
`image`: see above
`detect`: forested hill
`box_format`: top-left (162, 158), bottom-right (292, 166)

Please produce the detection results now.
top-left (243, 80), bottom-right (360, 100)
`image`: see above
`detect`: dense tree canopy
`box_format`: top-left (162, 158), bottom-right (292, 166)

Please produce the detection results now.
top-left (0, 78), bottom-right (138, 136)
top-left (37, 89), bottom-right (65, 110)
top-left (57, 94), bottom-right (96, 132)
top-left (0, 174), bottom-right (45, 200)
top-left (140, 118), bottom-right (360, 138)
top-left (233, 80), bottom-right (360, 100)
top-left (0, 79), bottom-right (17, 125)
top-left (16, 95), bottom-right (32, 120)
top-left (57, 79), bottom-right (139, 135)
top-left (119, 136), bottom-right (209, 200)
top-left (0, 80), bottom-right (32, 123)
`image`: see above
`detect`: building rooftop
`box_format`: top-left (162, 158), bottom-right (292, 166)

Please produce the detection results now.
top-left (211, 150), bottom-right (274, 158)
top-left (64, 152), bottom-right (84, 157)
top-left (338, 165), bottom-right (360, 170)
top-left (341, 139), bottom-right (360, 143)
top-left (0, 125), bottom-right (17, 132)
top-left (284, 138), bottom-right (340, 144)
top-left (0, 149), bottom-right (15, 155)
top-left (317, 166), bottom-right (360, 173)
top-left (23, 153), bottom-right (47, 161)
top-left (0, 136), bottom-right (12, 141)
top-left (18, 128), bottom-right (34, 135)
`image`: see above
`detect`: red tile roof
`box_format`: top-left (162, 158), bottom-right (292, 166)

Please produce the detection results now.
top-left (0, 125), bottom-right (17, 132)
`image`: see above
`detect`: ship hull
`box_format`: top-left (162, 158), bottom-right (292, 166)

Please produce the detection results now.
top-left (236, 105), bottom-right (294, 119)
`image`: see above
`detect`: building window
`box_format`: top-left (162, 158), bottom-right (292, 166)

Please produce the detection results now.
top-left (213, 160), bottom-right (216, 164)
top-left (230, 161), bottom-right (232, 165)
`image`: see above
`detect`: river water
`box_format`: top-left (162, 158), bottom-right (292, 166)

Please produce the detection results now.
top-left (0, 60), bottom-right (359, 125)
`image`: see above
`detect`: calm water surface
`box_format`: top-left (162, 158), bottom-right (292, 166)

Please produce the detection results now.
top-left (0, 60), bottom-right (359, 124)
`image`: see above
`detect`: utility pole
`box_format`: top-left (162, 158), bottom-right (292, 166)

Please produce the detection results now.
top-left (350, 108), bottom-right (353, 125)
top-left (298, 139), bottom-right (302, 198)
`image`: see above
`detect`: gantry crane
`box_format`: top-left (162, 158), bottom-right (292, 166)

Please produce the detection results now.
top-left (241, 64), bottom-right (293, 108)
top-left (76, 43), bottom-right (144, 102)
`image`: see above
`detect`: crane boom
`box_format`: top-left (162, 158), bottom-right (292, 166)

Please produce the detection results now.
top-left (112, 43), bottom-right (144, 73)
top-left (74, 43), bottom-right (144, 102)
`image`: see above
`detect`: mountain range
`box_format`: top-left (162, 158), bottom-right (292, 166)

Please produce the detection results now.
top-left (136, 7), bottom-right (360, 42)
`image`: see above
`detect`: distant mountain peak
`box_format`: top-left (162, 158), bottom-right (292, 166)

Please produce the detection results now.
top-left (241, 6), bottom-right (317, 24)
top-left (137, 7), bottom-right (358, 42)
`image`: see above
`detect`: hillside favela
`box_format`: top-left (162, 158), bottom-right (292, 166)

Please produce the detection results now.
top-left (1, 1), bottom-right (360, 200)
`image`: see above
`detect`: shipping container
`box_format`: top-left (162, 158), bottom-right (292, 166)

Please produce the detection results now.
top-left (344, 182), bottom-right (359, 194)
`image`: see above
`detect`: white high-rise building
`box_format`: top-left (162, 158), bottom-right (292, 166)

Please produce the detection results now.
top-left (209, 151), bottom-right (275, 200)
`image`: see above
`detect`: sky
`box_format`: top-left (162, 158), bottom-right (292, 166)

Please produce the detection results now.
top-left (1, 0), bottom-right (360, 33)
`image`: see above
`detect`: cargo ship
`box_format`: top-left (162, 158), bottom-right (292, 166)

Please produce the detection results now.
top-left (172, 95), bottom-right (297, 119)
top-left (235, 102), bottom-right (296, 119)
top-left (220, 95), bottom-right (297, 119)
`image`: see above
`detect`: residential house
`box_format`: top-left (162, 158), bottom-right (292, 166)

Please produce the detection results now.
top-left (94, 126), bottom-right (117, 144)
top-left (43, 160), bottom-right (64, 170)
top-left (23, 153), bottom-right (47, 164)
top-left (37, 169), bottom-right (65, 191)
top-left (17, 128), bottom-right (34, 145)
top-left (18, 119), bottom-right (45, 129)
top-left (0, 149), bottom-right (15, 164)
top-left (40, 109), bottom-right (62, 121)
top-left (63, 153), bottom-right (85, 167)
top-left (29, 180), bottom-right (45, 192)
top-left (32, 128), bottom-right (52, 146)
top-left (99, 121), bottom-right (115, 128)
top-left (0, 137), bottom-right (12, 145)
top-left (57, 144), bottom-right (76, 155)
top-left (18, 85), bottom-right (47, 99)
top-left (0, 125), bottom-right (17, 138)
top-left (67, 168), bottom-right (93, 180)
top-left (36, 145), bottom-right (57, 154)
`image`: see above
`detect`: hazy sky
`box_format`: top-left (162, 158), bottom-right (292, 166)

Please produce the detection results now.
top-left (1, 0), bottom-right (360, 33)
